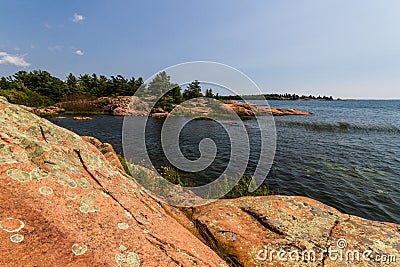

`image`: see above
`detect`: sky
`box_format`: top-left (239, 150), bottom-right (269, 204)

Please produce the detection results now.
top-left (1, 0), bottom-right (400, 99)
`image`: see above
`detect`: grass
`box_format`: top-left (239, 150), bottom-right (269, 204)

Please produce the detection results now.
top-left (117, 154), bottom-right (132, 176)
top-left (156, 165), bottom-right (271, 199)
top-left (117, 155), bottom-right (271, 199)
top-left (159, 166), bottom-right (188, 186)
top-left (222, 174), bottom-right (270, 199)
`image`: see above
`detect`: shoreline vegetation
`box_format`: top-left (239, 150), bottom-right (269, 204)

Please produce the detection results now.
top-left (1, 70), bottom-right (323, 117)
top-left (118, 154), bottom-right (271, 199)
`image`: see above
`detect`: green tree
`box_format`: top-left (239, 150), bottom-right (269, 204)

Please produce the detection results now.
top-left (127, 76), bottom-right (142, 95)
top-left (146, 72), bottom-right (182, 112)
top-left (183, 80), bottom-right (203, 100)
top-left (66, 73), bottom-right (80, 95)
top-left (147, 71), bottom-right (175, 96)
top-left (205, 88), bottom-right (214, 98)
top-left (1, 70), bottom-right (147, 107)
top-left (0, 77), bottom-right (10, 90)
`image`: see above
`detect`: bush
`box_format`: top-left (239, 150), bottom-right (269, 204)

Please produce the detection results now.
top-left (0, 89), bottom-right (28, 105)
top-left (0, 89), bottom-right (53, 108)
top-left (159, 166), bottom-right (270, 199)
top-left (116, 154), bottom-right (272, 199)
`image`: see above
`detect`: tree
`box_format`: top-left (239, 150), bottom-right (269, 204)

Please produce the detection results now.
top-left (183, 80), bottom-right (203, 100)
top-left (66, 73), bottom-right (80, 95)
top-left (126, 76), bottom-right (142, 96)
top-left (0, 77), bottom-right (10, 90)
top-left (147, 72), bottom-right (182, 112)
top-left (0, 69), bottom-right (148, 107)
top-left (205, 88), bottom-right (214, 98)
top-left (147, 71), bottom-right (174, 96)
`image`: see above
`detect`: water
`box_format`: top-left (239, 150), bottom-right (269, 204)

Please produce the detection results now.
top-left (48, 100), bottom-right (400, 223)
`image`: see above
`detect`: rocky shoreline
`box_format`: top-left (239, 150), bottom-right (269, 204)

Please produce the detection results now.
top-left (33, 96), bottom-right (312, 117)
top-left (1, 96), bottom-right (398, 266)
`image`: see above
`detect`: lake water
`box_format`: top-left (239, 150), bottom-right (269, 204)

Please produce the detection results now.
top-left (48, 100), bottom-right (400, 223)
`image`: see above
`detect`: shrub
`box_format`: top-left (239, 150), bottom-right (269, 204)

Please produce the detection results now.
top-left (0, 89), bottom-right (53, 108)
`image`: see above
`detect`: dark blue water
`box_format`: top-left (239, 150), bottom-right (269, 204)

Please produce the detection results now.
top-left (48, 100), bottom-right (400, 223)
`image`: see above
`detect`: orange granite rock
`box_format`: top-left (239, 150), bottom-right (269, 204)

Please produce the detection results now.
top-left (0, 97), bottom-right (227, 267)
top-left (72, 116), bottom-right (93, 120)
top-left (82, 136), bottom-right (124, 172)
top-left (192, 196), bottom-right (399, 266)
top-left (224, 100), bottom-right (312, 117)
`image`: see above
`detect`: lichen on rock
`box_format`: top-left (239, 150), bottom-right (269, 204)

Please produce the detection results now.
top-left (39, 186), bottom-right (53, 196)
top-left (10, 234), bottom-right (24, 243)
top-left (117, 222), bottom-right (129, 230)
top-left (71, 244), bottom-right (88, 256)
top-left (115, 251), bottom-right (140, 267)
top-left (7, 168), bottom-right (31, 182)
top-left (0, 218), bottom-right (25, 233)
top-left (79, 192), bottom-right (100, 213)
top-left (76, 177), bottom-right (91, 189)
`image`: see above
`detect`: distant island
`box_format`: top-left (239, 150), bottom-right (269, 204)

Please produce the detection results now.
top-left (220, 93), bottom-right (335, 101)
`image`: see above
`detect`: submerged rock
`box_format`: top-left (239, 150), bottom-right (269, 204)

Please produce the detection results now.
top-left (72, 116), bottom-right (93, 120)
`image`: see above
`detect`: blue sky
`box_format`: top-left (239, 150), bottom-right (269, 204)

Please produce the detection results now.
top-left (1, 0), bottom-right (400, 99)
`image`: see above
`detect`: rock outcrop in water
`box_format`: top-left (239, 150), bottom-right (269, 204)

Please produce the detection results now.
top-left (54, 96), bottom-right (312, 117)
top-left (1, 96), bottom-right (398, 267)
top-left (223, 100), bottom-right (312, 117)
top-left (55, 96), bottom-right (150, 116)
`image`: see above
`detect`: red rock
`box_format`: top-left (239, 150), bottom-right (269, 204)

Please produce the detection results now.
top-left (224, 101), bottom-right (312, 117)
top-left (56, 96), bottom-right (150, 116)
top-left (0, 97), bottom-right (227, 267)
top-left (56, 96), bottom-right (311, 118)
top-left (82, 136), bottom-right (124, 171)
top-left (73, 116), bottom-right (93, 120)
top-left (150, 112), bottom-right (169, 118)
top-left (192, 196), bottom-right (400, 266)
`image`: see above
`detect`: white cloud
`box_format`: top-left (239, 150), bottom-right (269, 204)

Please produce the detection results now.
top-left (48, 45), bottom-right (63, 52)
top-left (75, 50), bottom-right (84, 56)
top-left (0, 52), bottom-right (31, 67)
top-left (72, 13), bottom-right (85, 23)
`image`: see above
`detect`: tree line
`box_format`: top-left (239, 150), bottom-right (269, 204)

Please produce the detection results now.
top-left (0, 70), bottom-right (144, 107)
top-left (219, 93), bottom-right (334, 101)
top-left (0, 69), bottom-right (334, 109)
